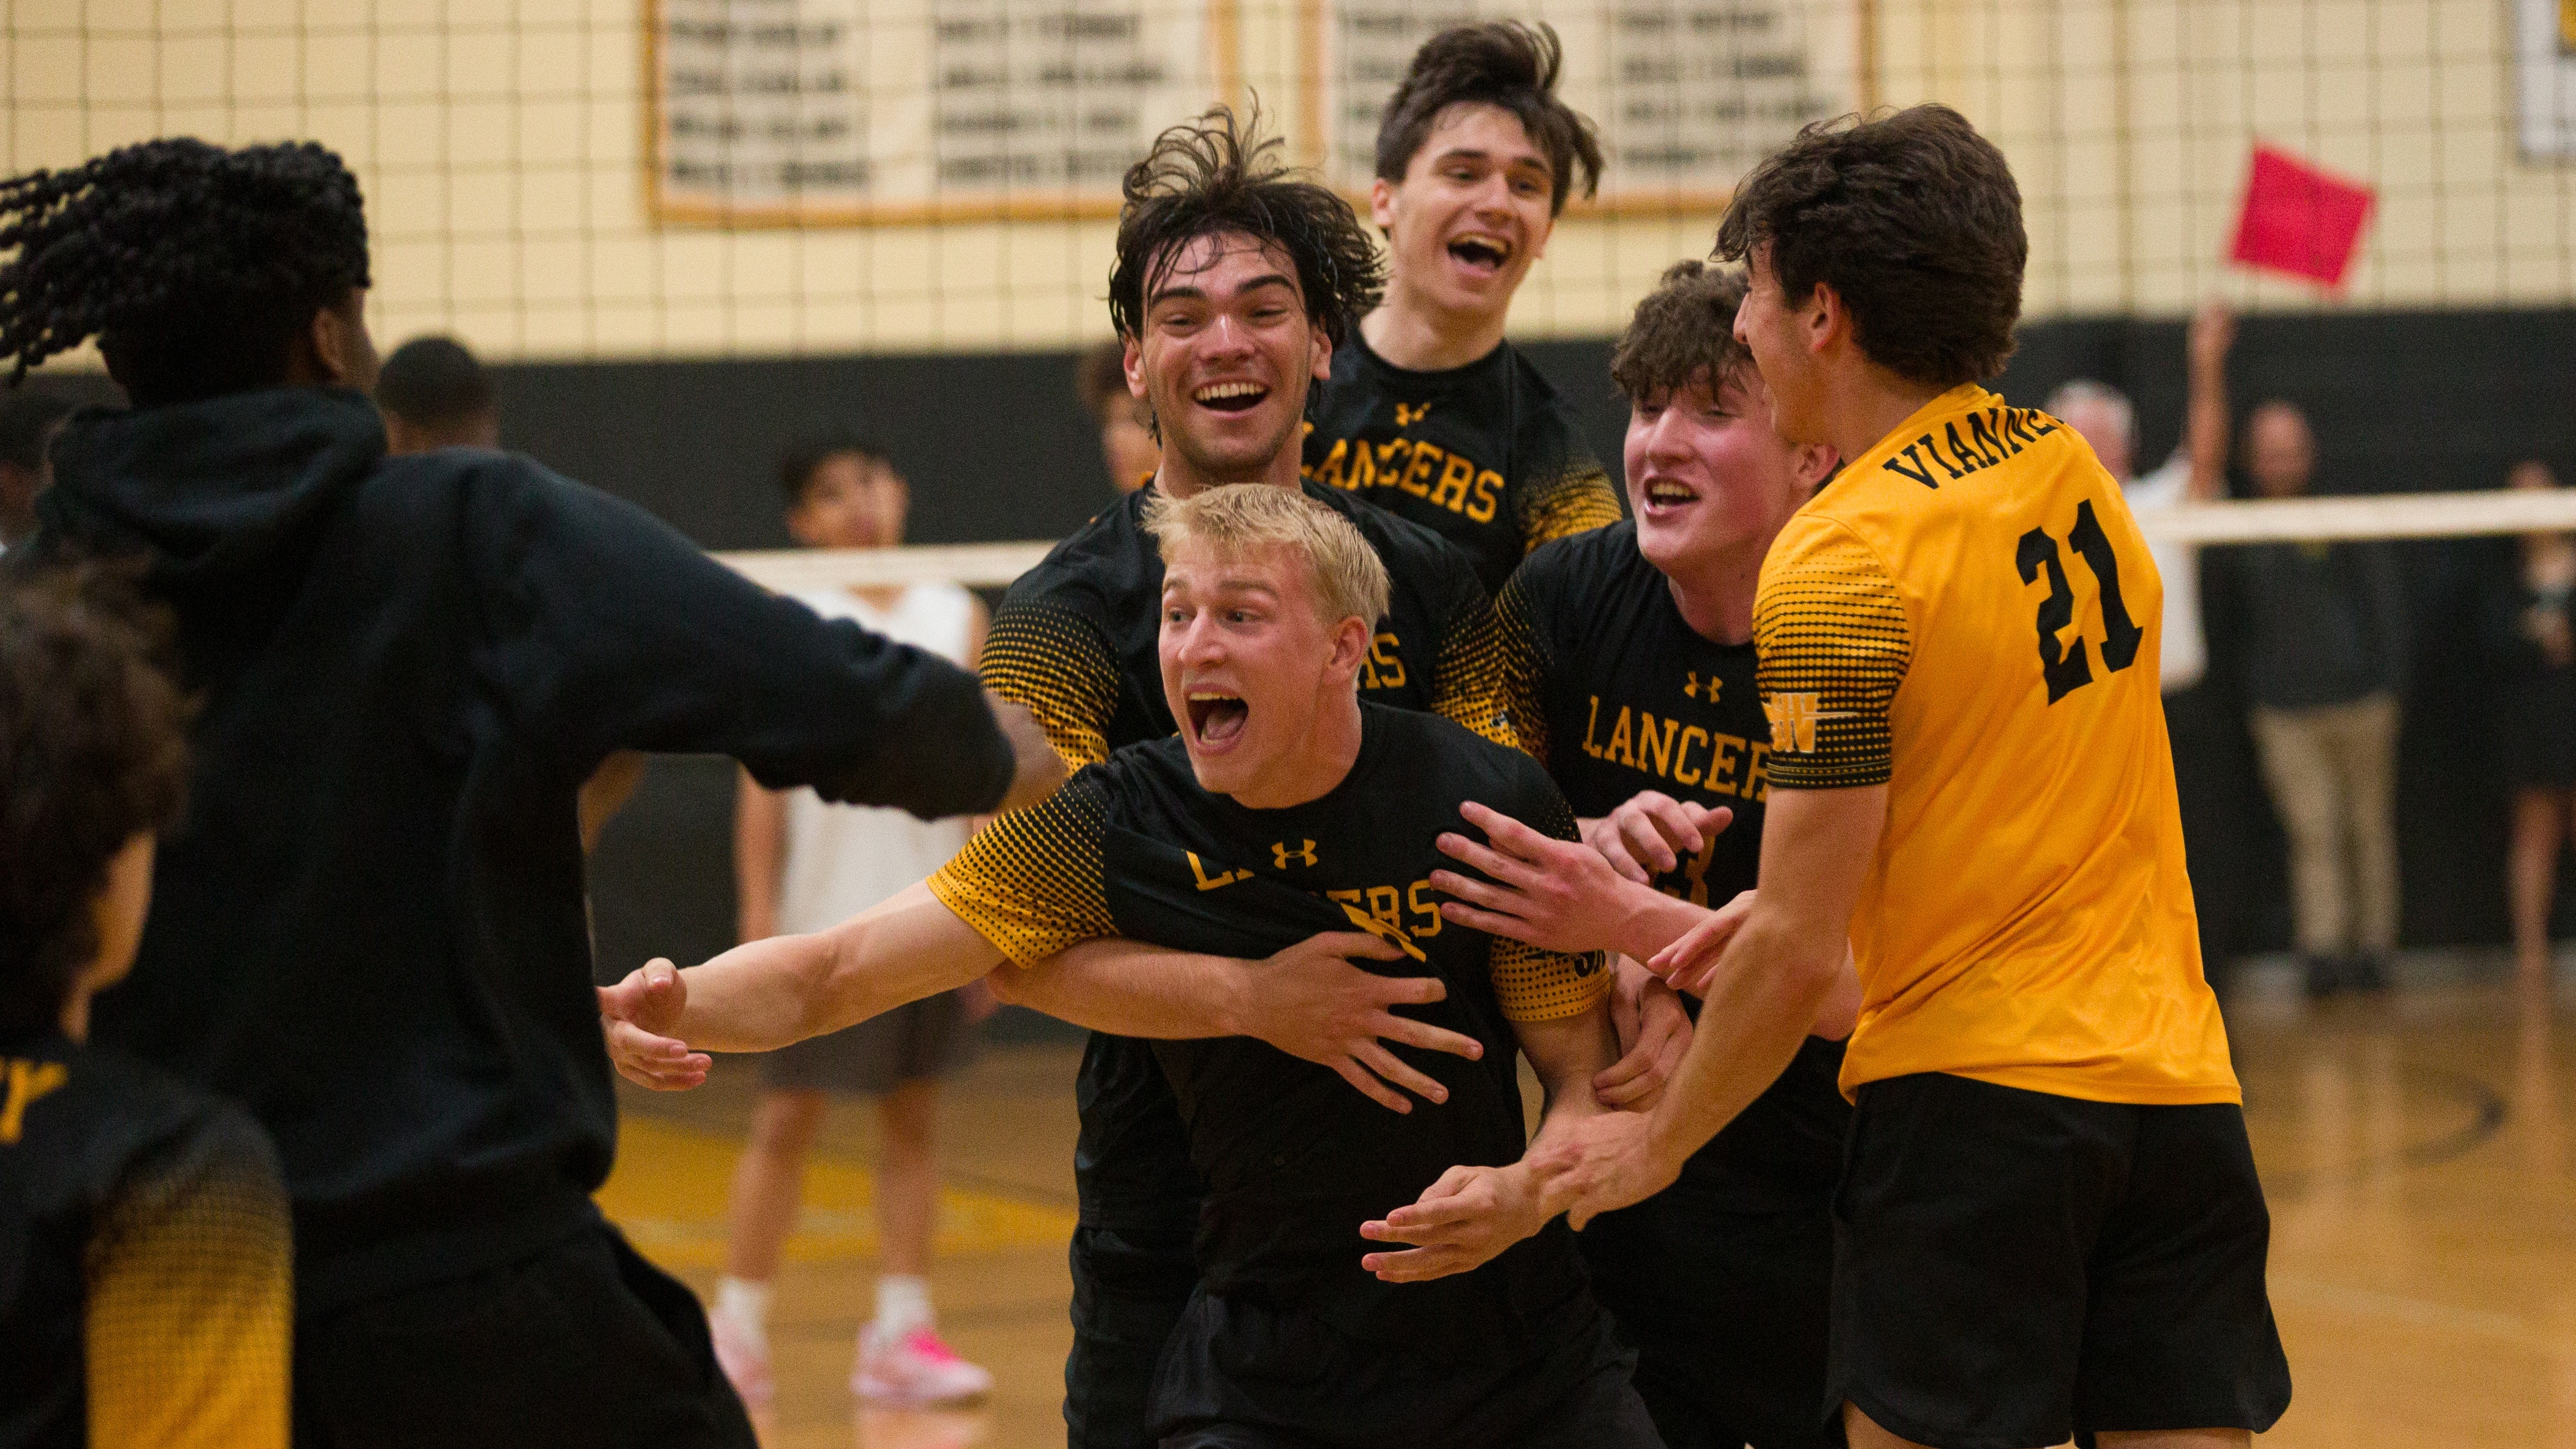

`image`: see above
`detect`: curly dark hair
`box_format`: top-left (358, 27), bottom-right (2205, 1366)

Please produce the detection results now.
top-left (1107, 106), bottom-right (1385, 350)
top-left (1375, 22), bottom-right (1603, 216)
top-left (1714, 105), bottom-right (2023, 388)
top-left (1611, 261), bottom-right (1754, 402)
top-left (0, 138), bottom-right (371, 406)
top-left (0, 563), bottom-right (190, 1039)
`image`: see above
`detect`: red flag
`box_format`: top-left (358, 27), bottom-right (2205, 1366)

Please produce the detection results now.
top-left (2229, 144), bottom-right (2376, 289)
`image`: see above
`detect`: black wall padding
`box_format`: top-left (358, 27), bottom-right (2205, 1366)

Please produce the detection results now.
top-left (366, 309), bottom-right (2576, 976)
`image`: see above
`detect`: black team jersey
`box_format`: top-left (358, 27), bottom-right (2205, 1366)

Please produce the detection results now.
top-left (1498, 522), bottom-right (1849, 1210)
top-left (1303, 333), bottom-right (1626, 594)
top-left (1, 1032), bottom-right (291, 1448)
top-left (928, 703), bottom-right (1610, 1351)
top-left (979, 480), bottom-right (1507, 1234)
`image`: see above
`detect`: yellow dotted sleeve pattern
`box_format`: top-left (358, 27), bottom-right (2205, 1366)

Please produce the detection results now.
top-left (85, 1111), bottom-right (291, 1449)
top-left (1486, 788), bottom-right (1608, 1022)
top-left (1754, 521), bottom-right (1911, 790)
top-left (1430, 590), bottom-right (1516, 750)
top-left (927, 776), bottom-right (1117, 967)
top-left (1517, 460), bottom-right (1626, 554)
top-left (980, 600), bottom-right (1122, 768)
top-left (1489, 572), bottom-right (1552, 769)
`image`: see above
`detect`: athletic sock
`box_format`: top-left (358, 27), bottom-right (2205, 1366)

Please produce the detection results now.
top-left (874, 1274), bottom-right (933, 1340)
top-left (716, 1276), bottom-right (773, 1353)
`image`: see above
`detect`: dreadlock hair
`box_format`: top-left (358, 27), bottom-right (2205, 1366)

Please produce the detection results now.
top-left (1107, 105), bottom-right (1385, 351)
top-left (0, 138), bottom-right (371, 407)
top-left (1610, 261), bottom-right (1755, 403)
top-left (1375, 22), bottom-right (1604, 216)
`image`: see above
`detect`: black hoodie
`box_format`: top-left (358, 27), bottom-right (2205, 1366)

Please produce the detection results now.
top-left (23, 387), bottom-right (1015, 1316)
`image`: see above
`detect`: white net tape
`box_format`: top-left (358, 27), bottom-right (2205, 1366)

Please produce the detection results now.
top-left (715, 489), bottom-right (2576, 593)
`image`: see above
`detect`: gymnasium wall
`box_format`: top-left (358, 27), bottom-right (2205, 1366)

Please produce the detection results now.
top-left (14, 0), bottom-right (2576, 378)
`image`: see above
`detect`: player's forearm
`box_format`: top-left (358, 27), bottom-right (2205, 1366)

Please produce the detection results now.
top-left (683, 883), bottom-right (1003, 1050)
top-left (996, 939), bottom-right (1248, 1039)
top-left (1642, 908), bottom-right (1841, 1172)
top-left (1513, 1006), bottom-right (1623, 1219)
top-left (1607, 886), bottom-right (1719, 966)
top-left (2186, 348), bottom-right (2229, 500)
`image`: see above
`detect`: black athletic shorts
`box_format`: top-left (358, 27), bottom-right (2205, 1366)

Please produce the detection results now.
top-left (1148, 1282), bottom-right (1664, 1449)
top-left (293, 1224), bottom-right (757, 1449)
top-left (1828, 1072), bottom-right (2293, 1449)
top-left (1580, 1184), bottom-right (1843, 1449)
top-left (1068, 1223), bottom-right (1201, 1449)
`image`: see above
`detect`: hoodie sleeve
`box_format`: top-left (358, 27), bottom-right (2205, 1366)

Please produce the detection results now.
top-left (471, 461), bottom-right (1014, 819)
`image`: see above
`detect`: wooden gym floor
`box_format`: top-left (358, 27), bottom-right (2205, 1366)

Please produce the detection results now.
top-left (600, 959), bottom-right (2576, 1449)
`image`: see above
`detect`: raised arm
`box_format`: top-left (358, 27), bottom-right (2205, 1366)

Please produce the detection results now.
top-left (992, 931), bottom-right (1487, 1113)
top-left (2185, 299), bottom-right (2235, 502)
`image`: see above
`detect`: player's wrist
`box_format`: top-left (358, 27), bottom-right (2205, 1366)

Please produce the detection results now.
top-left (1614, 886), bottom-right (1702, 965)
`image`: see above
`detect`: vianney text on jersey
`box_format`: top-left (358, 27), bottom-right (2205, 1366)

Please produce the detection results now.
top-left (1752, 383), bottom-right (2236, 1107)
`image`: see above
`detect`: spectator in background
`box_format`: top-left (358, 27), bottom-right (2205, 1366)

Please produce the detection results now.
top-left (2222, 388), bottom-right (2409, 998)
top-left (1075, 339), bottom-right (1158, 494)
top-left (375, 334), bottom-right (499, 453)
top-left (2496, 459), bottom-right (2576, 987)
top-left (707, 432), bottom-right (998, 1411)
top-left (2048, 299), bottom-right (2235, 987)
top-left (0, 388), bottom-right (75, 551)
top-left (1, 564), bottom-right (291, 1449)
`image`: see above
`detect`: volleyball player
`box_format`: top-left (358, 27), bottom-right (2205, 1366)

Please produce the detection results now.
top-left (1444, 260), bottom-right (1854, 1449)
top-left (0, 138), bottom-right (1063, 1446)
top-left (1506, 106), bottom-right (2292, 1449)
top-left (1301, 21), bottom-right (1625, 592)
top-left (601, 485), bottom-right (1661, 1449)
top-left (969, 107), bottom-right (1514, 1449)
top-left (374, 334), bottom-right (500, 452)
top-left (1, 565), bottom-right (290, 1449)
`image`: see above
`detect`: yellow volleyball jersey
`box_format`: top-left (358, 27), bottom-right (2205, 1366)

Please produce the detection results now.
top-left (1755, 384), bottom-right (2236, 1106)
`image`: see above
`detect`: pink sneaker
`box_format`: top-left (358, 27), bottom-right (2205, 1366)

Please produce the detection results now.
top-left (852, 1323), bottom-right (996, 1406)
top-left (708, 1306), bottom-right (775, 1409)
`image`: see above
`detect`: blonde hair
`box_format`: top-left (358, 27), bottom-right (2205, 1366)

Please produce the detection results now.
top-left (1142, 486), bottom-right (1391, 628)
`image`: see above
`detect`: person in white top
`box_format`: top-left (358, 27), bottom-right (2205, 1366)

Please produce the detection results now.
top-left (2048, 298), bottom-right (2238, 984)
top-left (708, 433), bottom-right (999, 1411)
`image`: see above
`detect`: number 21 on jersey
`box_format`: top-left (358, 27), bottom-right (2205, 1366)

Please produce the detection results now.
top-left (2016, 498), bottom-right (2145, 705)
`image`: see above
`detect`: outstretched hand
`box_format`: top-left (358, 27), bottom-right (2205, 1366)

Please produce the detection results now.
top-left (1583, 791), bottom-right (1732, 885)
top-left (1251, 931), bottom-right (1485, 1113)
top-left (1358, 1163), bottom-right (1549, 1282)
top-left (598, 958), bottom-right (712, 1091)
top-left (1431, 801), bottom-right (1653, 956)
top-left (1643, 889), bottom-right (1757, 997)
top-left (1527, 1109), bottom-right (1682, 1232)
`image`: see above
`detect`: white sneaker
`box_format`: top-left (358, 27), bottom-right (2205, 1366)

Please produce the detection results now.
top-left (708, 1305), bottom-right (775, 1409)
top-left (852, 1323), bottom-right (995, 1406)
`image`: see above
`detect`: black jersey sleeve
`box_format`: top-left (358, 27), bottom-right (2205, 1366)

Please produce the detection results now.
top-left (1490, 560), bottom-right (1558, 771)
top-left (1426, 562), bottom-right (1514, 749)
top-left (84, 1106), bottom-right (291, 1449)
top-left (467, 460), bottom-right (1015, 817)
top-left (980, 595), bottom-right (1124, 768)
top-left (927, 768), bottom-right (1120, 965)
top-left (1483, 763), bottom-right (1612, 1023)
top-left (1514, 397), bottom-right (1624, 556)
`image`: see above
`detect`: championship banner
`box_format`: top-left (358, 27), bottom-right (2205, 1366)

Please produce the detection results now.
top-left (1308, 0), bottom-right (1862, 211)
top-left (648, 0), bottom-right (1219, 224)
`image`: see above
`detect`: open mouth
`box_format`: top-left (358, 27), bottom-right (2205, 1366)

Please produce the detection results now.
top-left (1194, 381), bottom-right (1268, 414)
top-left (1447, 234), bottom-right (1510, 275)
top-left (1642, 479), bottom-right (1701, 510)
top-left (1187, 691), bottom-right (1250, 745)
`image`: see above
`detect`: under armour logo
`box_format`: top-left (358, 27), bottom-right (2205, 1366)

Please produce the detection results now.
top-left (1394, 402), bottom-right (1431, 427)
top-left (1273, 839), bottom-right (1319, 869)
top-left (1187, 852), bottom-right (1251, 892)
top-left (1763, 692), bottom-right (1852, 754)
top-left (1684, 672), bottom-right (1720, 704)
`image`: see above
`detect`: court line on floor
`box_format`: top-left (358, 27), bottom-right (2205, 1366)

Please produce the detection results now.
top-left (2254, 1060), bottom-right (2510, 1201)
